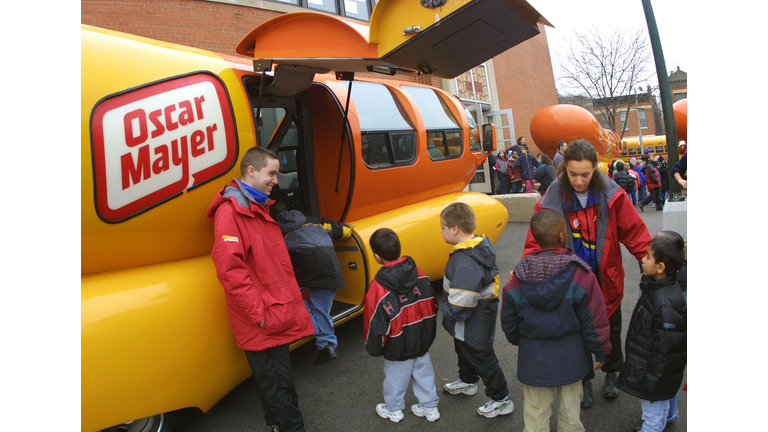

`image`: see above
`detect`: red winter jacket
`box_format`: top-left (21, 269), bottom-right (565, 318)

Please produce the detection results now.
top-left (645, 165), bottom-right (661, 190)
top-left (207, 179), bottom-right (314, 352)
top-left (523, 176), bottom-right (651, 318)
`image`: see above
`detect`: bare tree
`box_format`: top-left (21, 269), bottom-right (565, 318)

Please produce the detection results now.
top-left (557, 26), bottom-right (652, 139)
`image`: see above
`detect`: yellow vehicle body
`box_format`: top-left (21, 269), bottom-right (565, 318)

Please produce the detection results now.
top-left (619, 135), bottom-right (669, 163)
top-left (81, 24), bottom-right (509, 432)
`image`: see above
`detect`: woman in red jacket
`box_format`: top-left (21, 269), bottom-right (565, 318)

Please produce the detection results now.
top-left (522, 140), bottom-right (651, 409)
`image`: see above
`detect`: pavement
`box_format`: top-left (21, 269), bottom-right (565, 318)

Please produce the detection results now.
top-left (184, 203), bottom-right (686, 432)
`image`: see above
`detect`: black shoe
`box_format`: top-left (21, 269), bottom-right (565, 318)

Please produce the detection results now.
top-left (314, 345), bottom-right (338, 366)
top-left (603, 373), bottom-right (619, 398)
top-left (638, 203), bottom-right (644, 212)
top-left (581, 381), bottom-right (593, 409)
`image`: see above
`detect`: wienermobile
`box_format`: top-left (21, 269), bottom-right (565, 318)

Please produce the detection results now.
top-left (81, 1), bottom-right (552, 431)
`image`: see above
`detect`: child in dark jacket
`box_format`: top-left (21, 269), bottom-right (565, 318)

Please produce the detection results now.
top-left (363, 228), bottom-right (440, 423)
top-left (618, 234), bottom-right (686, 432)
top-left (270, 201), bottom-right (352, 366)
top-left (501, 209), bottom-right (611, 432)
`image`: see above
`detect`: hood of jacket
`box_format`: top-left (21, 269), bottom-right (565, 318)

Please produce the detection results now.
top-left (207, 179), bottom-right (275, 221)
top-left (374, 256), bottom-right (421, 295)
top-left (450, 235), bottom-right (496, 273)
top-left (274, 209), bottom-right (307, 235)
top-left (515, 249), bottom-right (592, 311)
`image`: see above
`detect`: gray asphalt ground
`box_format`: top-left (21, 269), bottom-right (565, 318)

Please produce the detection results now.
top-left (185, 204), bottom-right (686, 432)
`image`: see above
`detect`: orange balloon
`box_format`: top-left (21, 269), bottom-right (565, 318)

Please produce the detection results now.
top-left (673, 98), bottom-right (687, 143)
top-left (530, 104), bottom-right (608, 159)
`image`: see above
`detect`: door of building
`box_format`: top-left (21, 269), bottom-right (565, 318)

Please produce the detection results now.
top-left (465, 104), bottom-right (493, 194)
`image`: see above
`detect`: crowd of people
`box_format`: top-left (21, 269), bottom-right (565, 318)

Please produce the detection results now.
top-left (492, 138), bottom-right (689, 216)
top-left (490, 136), bottom-right (560, 196)
top-left (207, 140), bottom-right (687, 432)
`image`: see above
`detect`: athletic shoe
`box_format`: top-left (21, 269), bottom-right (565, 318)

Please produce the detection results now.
top-left (603, 373), bottom-right (619, 399)
top-left (581, 381), bottom-right (593, 409)
top-left (411, 404), bottom-right (440, 422)
top-left (443, 379), bottom-right (478, 395)
top-left (268, 426), bottom-right (279, 432)
top-left (476, 396), bottom-right (514, 418)
top-left (375, 403), bottom-right (404, 423)
top-left (313, 345), bottom-right (337, 366)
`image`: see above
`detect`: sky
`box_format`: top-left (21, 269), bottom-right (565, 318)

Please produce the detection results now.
top-left (528, 0), bottom-right (691, 93)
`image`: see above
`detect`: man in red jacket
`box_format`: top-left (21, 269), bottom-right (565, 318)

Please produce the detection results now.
top-left (207, 146), bottom-right (315, 432)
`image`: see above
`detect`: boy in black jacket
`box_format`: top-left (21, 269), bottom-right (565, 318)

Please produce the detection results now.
top-left (270, 201), bottom-right (352, 366)
top-left (618, 235), bottom-right (686, 432)
top-left (363, 228), bottom-right (440, 423)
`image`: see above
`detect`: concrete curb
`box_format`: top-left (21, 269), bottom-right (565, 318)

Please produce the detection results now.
top-left (493, 193), bottom-right (542, 223)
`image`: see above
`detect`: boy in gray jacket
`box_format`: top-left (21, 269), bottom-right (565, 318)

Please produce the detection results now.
top-left (439, 202), bottom-right (513, 419)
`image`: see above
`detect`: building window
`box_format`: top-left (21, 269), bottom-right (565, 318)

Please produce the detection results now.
top-left (638, 109), bottom-right (647, 129)
top-left (455, 64), bottom-right (491, 105)
top-left (619, 111), bottom-right (629, 131)
top-left (268, 0), bottom-right (373, 21)
top-left (674, 92), bottom-right (687, 102)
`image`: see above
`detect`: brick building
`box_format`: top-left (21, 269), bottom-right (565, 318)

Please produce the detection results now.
top-left (669, 66), bottom-right (687, 102)
top-left (559, 67), bottom-right (687, 140)
top-left (81, 0), bottom-right (559, 158)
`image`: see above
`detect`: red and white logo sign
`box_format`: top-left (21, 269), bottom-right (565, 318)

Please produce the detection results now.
top-left (91, 72), bottom-right (237, 222)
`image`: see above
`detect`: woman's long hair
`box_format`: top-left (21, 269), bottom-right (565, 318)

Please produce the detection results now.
top-left (558, 140), bottom-right (606, 219)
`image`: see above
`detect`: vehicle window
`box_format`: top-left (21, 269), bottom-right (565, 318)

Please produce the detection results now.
top-left (352, 81), bottom-right (416, 168)
top-left (427, 131), bottom-right (462, 160)
top-left (351, 81), bottom-right (413, 131)
top-left (254, 107), bottom-right (286, 148)
top-left (392, 133), bottom-right (415, 162)
top-left (403, 85), bottom-right (463, 160)
top-left (464, 108), bottom-right (481, 152)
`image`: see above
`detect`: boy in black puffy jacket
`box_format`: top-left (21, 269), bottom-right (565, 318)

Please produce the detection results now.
top-left (618, 234), bottom-right (686, 432)
top-left (270, 201), bottom-right (352, 366)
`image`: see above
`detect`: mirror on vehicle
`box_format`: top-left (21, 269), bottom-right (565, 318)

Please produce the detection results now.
top-left (482, 123), bottom-right (496, 152)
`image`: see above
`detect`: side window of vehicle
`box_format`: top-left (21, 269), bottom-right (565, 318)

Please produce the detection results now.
top-left (352, 81), bottom-right (416, 169)
top-left (253, 103), bottom-right (304, 211)
top-left (402, 85), bottom-right (462, 161)
top-left (464, 108), bottom-right (481, 152)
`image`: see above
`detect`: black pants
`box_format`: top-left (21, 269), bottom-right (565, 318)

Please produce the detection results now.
top-left (245, 345), bottom-right (306, 432)
top-left (640, 186), bottom-right (663, 210)
top-left (454, 339), bottom-right (509, 401)
top-left (583, 304), bottom-right (624, 382)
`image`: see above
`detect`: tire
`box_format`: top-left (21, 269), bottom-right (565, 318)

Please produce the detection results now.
top-left (98, 410), bottom-right (183, 432)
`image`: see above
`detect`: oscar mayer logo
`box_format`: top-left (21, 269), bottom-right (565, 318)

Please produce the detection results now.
top-left (91, 72), bottom-right (237, 222)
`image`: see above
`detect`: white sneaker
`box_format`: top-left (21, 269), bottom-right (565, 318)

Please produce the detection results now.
top-left (411, 404), bottom-right (440, 422)
top-left (376, 403), bottom-right (404, 423)
top-left (443, 379), bottom-right (479, 395)
top-left (477, 397), bottom-right (514, 418)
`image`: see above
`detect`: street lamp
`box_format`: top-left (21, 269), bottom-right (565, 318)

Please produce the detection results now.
top-left (636, 86), bottom-right (643, 149)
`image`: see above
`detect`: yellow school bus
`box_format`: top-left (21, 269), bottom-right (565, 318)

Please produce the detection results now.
top-left (82, 2), bottom-right (551, 431)
top-left (619, 135), bottom-right (668, 162)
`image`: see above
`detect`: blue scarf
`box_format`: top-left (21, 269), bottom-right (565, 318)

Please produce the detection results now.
top-left (235, 179), bottom-right (270, 206)
top-left (564, 189), bottom-right (600, 271)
